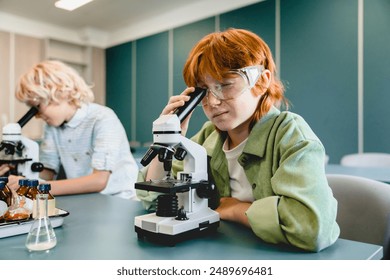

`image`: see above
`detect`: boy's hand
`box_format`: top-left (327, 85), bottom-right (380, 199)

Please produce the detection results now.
top-left (162, 87), bottom-right (195, 136)
top-left (0, 164), bottom-right (10, 176)
top-left (7, 175), bottom-right (24, 190)
top-left (216, 197), bottom-right (251, 227)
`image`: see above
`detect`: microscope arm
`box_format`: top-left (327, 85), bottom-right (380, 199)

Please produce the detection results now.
top-left (176, 135), bottom-right (207, 182)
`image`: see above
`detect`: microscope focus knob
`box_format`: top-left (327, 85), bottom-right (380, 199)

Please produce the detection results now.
top-left (175, 208), bottom-right (189, 221)
top-left (31, 162), bottom-right (44, 172)
top-left (196, 180), bottom-right (215, 199)
top-left (174, 147), bottom-right (187, 161)
top-left (16, 141), bottom-right (25, 152)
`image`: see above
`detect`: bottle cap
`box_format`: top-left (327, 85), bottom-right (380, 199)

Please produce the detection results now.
top-left (0, 177), bottom-right (8, 183)
top-left (27, 179), bottom-right (39, 187)
top-left (18, 178), bottom-right (28, 186)
top-left (38, 183), bottom-right (51, 192)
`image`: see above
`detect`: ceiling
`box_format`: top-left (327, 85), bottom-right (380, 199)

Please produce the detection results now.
top-left (0, 0), bottom-right (263, 47)
top-left (0, 0), bottom-right (203, 32)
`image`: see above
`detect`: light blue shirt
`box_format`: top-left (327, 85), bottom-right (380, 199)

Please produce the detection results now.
top-left (40, 103), bottom-right (139, 199)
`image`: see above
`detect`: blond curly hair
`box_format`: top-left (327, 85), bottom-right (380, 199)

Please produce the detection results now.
top-left (16, 60), bottom-right (94, 107)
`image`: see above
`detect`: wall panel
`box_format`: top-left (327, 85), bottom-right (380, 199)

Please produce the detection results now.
top-left (106, 42), bottom-right (133, 139)
top-left (281, 0), bottom-right (358, 163)
top-left (364, 0), bottom-right (390, 152)
top-left (14, 34), bottom-right (44, 140)
top-left (220, 0), bottom-right (276, 54)
top-left (136, 32), bottom-right (169, 144)
top-left (0, 31), bottom-right (11, 128)
top-left (91, 47), bottom-right (106, 106)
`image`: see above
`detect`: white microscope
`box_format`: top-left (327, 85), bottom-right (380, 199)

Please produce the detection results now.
top-left (0, 107), bottom-right (44, 179)
top-left (134, 88), bottom-right (220, 245)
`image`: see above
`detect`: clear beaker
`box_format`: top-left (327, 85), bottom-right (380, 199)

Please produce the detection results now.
top-left (25, 193), bottom-right (57, 251)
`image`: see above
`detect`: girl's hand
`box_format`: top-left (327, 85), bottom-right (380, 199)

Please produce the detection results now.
top-left (161, 87), bottom-right (195, 136)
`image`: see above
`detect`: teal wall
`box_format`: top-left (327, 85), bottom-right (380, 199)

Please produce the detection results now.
top-left (106, 0), bottom-right (390, 163)
top-left (106, 41), bottom-right (133, 138)
top-left (220, 0), bottom-right (276, 53)
top-left (364, 0), bottom-right (390, 152)
top-left (281, 0), bottom-right (358, 163)
top-left (135, 32), bottom-right (170, 142)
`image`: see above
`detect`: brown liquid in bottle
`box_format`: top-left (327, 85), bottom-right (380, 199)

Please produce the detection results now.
top-left (26, 179), bottom-right (39, 218)
top-left (0, 181), bottom-right (11, 206)
top-left (16, 178), bottom-right (30, 197)
top-left (25, 179), bottom-right (39, 200)
top-left (0, 177), bottom-right (11, 198)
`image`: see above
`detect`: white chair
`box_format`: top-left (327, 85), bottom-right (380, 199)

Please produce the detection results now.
top-left (340, 152), bottom-right (390, 167)
top-left (326, 174), bottom-right (390, 259)
top-left (324, 154), bottom-right (329, 165)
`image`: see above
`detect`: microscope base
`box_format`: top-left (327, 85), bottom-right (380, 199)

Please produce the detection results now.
top-left (134, 208), bottom-right (220, 246)
top-left (135, 221), bottom-right (219, 246)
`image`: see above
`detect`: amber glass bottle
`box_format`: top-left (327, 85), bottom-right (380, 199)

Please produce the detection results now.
top-left (16, 178), bottom-right (30, 197)
top-left (25, 179), bottom-right (39, 200)
top-left (0, 177), bottom-right (11, 198)
top-left (26, 179), bottom-right (39, 218)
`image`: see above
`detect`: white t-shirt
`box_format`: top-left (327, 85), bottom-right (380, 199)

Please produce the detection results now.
top-left (223, 138), bottom-right (254, 202)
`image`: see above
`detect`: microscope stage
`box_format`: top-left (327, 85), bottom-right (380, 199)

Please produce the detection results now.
top-left (135, 180), bottom-right (205, 194)
top-left (0, 158), bottom-right (32, 164)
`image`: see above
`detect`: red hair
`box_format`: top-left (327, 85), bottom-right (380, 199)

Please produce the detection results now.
top-left (183, 28), bottom-right (287, 130)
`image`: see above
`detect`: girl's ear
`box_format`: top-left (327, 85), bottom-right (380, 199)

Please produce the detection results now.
top-left (262, 69), bottom-right (272, 89)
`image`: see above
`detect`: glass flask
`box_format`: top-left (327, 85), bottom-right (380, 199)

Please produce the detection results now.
top-left (0, 181), bottom-right (10, 222)
top-left (25, 193), bottom-right (57, 251)
top-left (0, 181), bottom-right (11, 206)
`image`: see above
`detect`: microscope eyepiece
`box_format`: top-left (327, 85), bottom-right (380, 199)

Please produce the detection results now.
top-left (173, 87), bottom-right (206, 123)
top-left (17, 106), bottom-right (39, 128)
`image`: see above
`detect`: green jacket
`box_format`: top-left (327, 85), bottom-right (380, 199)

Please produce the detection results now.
top-left (137, 107), bottom-right (340, 252)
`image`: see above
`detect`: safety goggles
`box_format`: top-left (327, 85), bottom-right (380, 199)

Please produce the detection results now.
top-left (200, 65), bottom-right (264, 106)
